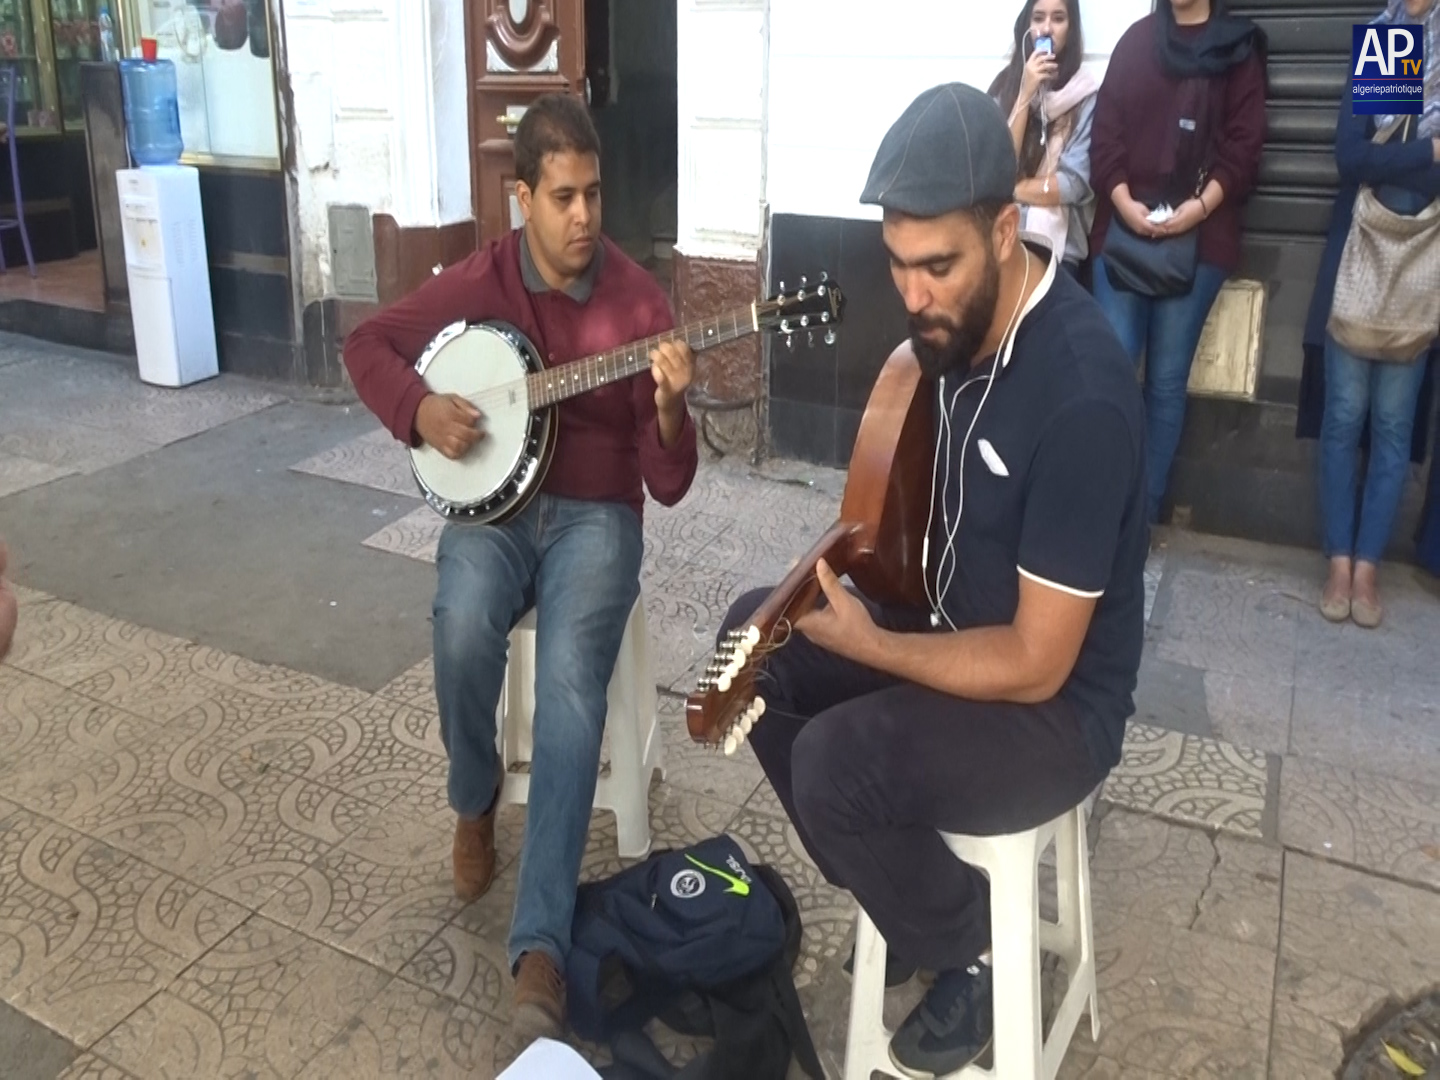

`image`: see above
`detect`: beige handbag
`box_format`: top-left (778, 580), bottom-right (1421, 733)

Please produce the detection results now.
top-left (1327, 117), bottom-right (1440, 363)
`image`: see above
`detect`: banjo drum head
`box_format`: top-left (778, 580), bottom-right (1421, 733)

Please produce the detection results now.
top-left (412, 323), bottom-right (538, 515)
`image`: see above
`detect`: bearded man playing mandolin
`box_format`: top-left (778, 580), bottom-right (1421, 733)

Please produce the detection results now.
top-left (715, 83), bottom-right (1148, 1078)
top-left (343, 94), bottom-right (697, 1044)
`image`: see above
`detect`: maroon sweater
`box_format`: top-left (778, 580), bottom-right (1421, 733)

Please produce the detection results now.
top-left (342, 230), bottom-right (697, 519)
top-left (1090, 14), bottom-right (1267, 273)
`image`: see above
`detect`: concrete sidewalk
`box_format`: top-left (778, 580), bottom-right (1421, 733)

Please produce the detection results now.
top-left (1, 335), bottom-right (1437, 1079)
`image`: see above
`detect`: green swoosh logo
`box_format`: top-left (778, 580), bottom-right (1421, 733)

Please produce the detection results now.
top-left (684, 854), bottom-right (750, 896)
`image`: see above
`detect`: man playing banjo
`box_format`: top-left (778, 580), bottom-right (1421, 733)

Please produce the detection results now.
top-left (343, 93), bottom-right (698, 1043)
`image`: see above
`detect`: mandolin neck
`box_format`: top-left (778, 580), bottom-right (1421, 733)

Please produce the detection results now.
top-left (526, 304), bottom-right (760, 409)
top-left (745, 521), bottom-right (867, 641)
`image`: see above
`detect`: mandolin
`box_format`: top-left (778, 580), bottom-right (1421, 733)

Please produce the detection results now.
top-left (686, 340), bottom-right (936, 753)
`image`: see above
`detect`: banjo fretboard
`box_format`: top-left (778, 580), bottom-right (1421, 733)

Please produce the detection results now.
top-left (525, 305), bottom-right (759, 409)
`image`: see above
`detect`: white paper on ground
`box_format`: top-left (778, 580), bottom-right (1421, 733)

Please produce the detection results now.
top-left (497, 1037), bottom-right (602, 1080)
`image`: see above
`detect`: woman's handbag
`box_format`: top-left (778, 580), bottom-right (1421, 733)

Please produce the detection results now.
top-left (1101, 166), bottom-right (1207, 299)
top-left (1100, 213), bottom-right (1198, 298)
top-left (1328, 117), bottom-right (1440, 363)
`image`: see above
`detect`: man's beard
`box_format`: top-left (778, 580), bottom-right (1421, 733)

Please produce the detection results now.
top-left (908, 251), bottom-right (1001, 381)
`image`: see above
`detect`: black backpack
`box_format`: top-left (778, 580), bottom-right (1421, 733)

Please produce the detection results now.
top-left (565, 834), bottom-right (824, 1080)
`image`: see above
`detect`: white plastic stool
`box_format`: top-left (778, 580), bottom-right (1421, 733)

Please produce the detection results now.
top-left (844, 803), bottom-right (1099, 1080)
top-left (495, 596), bottom-right (664, 859)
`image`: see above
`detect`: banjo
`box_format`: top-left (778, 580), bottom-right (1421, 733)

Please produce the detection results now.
top-left (408, 274), bottom-right (846, 524)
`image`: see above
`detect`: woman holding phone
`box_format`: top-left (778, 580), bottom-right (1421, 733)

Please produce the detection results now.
top-left (987, 0), bottom-right (1099, 275)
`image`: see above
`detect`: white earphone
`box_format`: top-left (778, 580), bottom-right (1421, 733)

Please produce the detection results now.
top-left (922, 250), bottom-right (1051, 629)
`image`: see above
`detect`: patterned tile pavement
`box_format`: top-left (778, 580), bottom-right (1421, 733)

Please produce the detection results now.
top-left (3, 357), bottom-right (1440, 1078)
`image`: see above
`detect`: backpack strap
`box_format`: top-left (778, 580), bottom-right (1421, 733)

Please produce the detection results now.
top-left (767, 959), bottom-right (825, 1080)
top-left (601, 1029), bottom-right (683, 1080)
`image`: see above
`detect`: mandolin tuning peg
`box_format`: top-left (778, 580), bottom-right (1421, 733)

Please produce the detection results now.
top-left (807, 331), bottom-right (815, 347)
top-left (785, 334), bottom-right (795, 351)
top-left (825, 328), bottom-right (837, 346)
top-left (820, 271), bottom-right (829, 282)
top-left (800, 275), bottom-right (807, 287)
top-left (778, 280), bottom-right (785, 293)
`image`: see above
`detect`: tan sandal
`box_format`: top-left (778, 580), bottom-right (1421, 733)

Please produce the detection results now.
top-left (1319, 590), bottom-right (1351, 623)
top-left (1350, 597), bottom-right (1382, 629)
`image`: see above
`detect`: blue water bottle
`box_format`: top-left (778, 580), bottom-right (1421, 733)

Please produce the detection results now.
top-left (120, 55), bottom-right (184, 167)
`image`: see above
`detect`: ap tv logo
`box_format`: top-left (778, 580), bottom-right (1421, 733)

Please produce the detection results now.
top-left (1351, 23), bottom-right (1426, 116)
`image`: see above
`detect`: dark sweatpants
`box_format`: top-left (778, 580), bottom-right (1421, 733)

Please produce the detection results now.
top-left (719, 588), bottom-right (1105, 973)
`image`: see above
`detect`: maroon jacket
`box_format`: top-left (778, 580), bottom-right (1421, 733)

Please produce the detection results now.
top-left (1090, 14), bottom-right (1267, 273)
top-left (342, 230), bottom-right (697, 520)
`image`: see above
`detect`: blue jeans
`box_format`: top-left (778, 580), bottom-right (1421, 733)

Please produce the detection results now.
top-left (1093, 256), bottom-right (1229, 524)
top-left (432, 494), bottom-right (643, 970)
top-left (1319, 335), bottom-right (1428, 563)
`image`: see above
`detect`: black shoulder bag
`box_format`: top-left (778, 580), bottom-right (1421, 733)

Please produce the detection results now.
top-left (1101, 76), bottom-right (1214, 298)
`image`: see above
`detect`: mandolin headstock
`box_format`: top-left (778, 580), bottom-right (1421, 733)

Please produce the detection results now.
top-left (685, 521), bottom-right (860, 754)
top-left (685, 623), bottom-right (770, 754)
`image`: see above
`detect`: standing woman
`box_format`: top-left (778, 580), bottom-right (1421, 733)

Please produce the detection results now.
top-left (1089, 0), bottom-right (1268, 525)
top-left (987, 0), bottom-right (1099, 275)
top-left (1296, 0), bottom-right (1440, 625)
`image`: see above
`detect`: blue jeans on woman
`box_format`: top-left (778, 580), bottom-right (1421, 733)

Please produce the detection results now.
top-left (432, 494), bottom-right (643, 970)
top-left (1319, 335), bottom-right (1429, 563)
top-left (1092, 256), bottom-right (1229, 524)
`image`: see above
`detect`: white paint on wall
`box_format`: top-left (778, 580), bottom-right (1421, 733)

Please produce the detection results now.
top-left (675, 0), bottom-right (767, 262)
top-left (284, 0), bottom-right (471, 302)
top-left (764, 0), bottom-right (1154, 220)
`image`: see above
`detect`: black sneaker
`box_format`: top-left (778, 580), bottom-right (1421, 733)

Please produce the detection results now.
top-left (888, 962), bottom-right (993, 1078)
top-left (842, 945), bottom-right (917, 988)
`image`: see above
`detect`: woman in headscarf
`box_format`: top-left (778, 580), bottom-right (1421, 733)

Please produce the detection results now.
top-left (1295, 0), bottom-right (1440, 625)
top-left (987, 0), bottom-right (1099, 276)
top-left (1089, 0), bottom-right (1268, 527)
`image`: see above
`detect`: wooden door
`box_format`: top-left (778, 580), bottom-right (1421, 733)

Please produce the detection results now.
top-left (467, 0), bottom-right (587, 246)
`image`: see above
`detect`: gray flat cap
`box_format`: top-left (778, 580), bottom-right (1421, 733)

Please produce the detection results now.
top-left (860, 83), bottom-right (1018, 217)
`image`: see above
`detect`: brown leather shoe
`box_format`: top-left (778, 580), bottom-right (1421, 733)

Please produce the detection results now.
top-left (452, 798), bottom-right (498, 902)
top-left (512, 950), bottom-right (566, 1041)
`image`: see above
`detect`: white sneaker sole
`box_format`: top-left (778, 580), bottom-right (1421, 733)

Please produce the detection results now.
top-left (887, 1033), bottom-right (992, 1079)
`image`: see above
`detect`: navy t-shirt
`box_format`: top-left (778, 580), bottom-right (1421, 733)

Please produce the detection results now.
top-left (927, 254), bottom-right (1147, 770)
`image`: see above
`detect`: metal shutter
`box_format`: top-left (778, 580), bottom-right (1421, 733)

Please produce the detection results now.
top-left (1226, 1), bottom-right (1374, 392)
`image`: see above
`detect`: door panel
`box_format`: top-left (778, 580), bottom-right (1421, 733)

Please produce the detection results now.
top-left (467, 0), bottom-right (587, 246)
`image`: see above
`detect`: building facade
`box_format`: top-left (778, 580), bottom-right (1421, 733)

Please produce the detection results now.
top-left (670, 0), bottom-right (1405, 550)
top-left (14, 1), bottom-right (1397, 549)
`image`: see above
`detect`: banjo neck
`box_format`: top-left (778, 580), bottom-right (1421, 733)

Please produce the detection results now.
top-left (525, 305), bottom-right (759, 410)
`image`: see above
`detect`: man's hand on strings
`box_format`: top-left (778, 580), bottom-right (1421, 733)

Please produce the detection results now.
top-left (650, 341), bottom-right (695, 415)
top-left (794, 558), bottom-right (880, 660)
top-left (651, 341), bottom-right (695, 448)
top-left (415, 393), bottom-right (485, 460)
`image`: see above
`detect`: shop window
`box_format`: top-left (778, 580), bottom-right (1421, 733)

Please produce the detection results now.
top-left (119, 0), bottom-right (279, 167)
